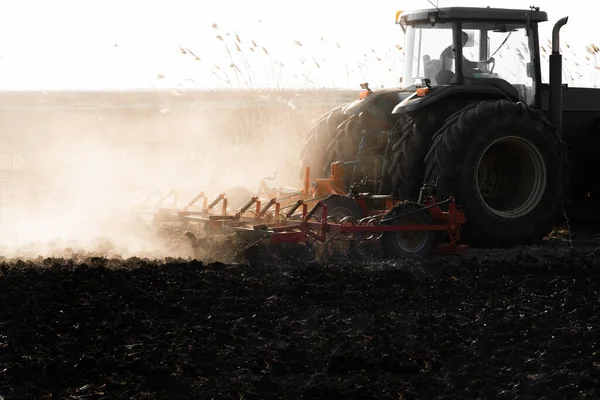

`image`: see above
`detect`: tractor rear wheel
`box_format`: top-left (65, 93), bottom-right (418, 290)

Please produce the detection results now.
top-left (423, 100), bottom-right (568, 246)
top-left (300, 104), bottom-right (362, 179)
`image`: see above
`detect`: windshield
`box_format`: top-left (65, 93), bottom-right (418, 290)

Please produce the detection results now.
top-left (462, 23), bottom-right (535, 104)
top-left (401, 23), bottom-right (455, 88)
top-left (401, 22), bottom-right (536, 104)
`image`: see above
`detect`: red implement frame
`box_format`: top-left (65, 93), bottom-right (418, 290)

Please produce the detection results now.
top-left (139, 164), bottom-right (467, 257)
top-left (268, 196), bottom-right (467, 256)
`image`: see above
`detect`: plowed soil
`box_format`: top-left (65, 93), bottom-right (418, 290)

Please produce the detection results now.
top-left (1, 234), bottom-right (599, 399)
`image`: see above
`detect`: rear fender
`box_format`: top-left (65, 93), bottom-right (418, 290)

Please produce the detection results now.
top-left (392, 85), bottom-right (515, 114)
top-left (343, 89), bottom-right (412, 121)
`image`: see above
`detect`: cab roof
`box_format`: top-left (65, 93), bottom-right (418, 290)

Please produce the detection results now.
top-left (399, 7), bottom-right (548, 25)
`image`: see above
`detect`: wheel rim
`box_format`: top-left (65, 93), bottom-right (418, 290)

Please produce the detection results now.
top-left (475, 136), bottom-right (546, 219)
top-left (392, 216), bottom-right (428, 253)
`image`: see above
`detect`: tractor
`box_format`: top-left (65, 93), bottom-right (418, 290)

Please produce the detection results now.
top-left (300, 6), bottom-right (600, 247)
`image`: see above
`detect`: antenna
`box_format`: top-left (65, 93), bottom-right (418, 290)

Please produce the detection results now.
top-left (427, 0), bottom-right (441, 13)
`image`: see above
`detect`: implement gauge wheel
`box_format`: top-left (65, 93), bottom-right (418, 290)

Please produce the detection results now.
top-left (380, 202), bottom-right (439, 258)
top-left (312, 194), bottom-right (363, 222)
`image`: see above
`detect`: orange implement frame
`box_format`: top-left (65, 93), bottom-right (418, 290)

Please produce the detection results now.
top-left (138, 163), bottom-right (352, 225)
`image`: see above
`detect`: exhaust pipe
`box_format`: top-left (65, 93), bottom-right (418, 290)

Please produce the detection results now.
top-left (550, 16), bottom-right (568, 137)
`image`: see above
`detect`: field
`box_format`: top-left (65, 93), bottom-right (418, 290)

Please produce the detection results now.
top-left (0, 90), bottom-right (599, 399)
top-left (1, 237), bottom-right (599, 399)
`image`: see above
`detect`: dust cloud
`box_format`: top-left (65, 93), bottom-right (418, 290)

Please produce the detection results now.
top-left (0, 91), bottom-right (332, 259)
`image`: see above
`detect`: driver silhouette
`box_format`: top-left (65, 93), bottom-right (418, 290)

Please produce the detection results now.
top-left (437, 31), bottom-right (495, 83)
top-left (440, 31), bottom-right (478, 70)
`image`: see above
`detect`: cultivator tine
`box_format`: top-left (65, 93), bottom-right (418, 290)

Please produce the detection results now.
top-left (259, 198), bottom-right (277, 218)
top-left (183, 191), bottom-right (207, 211)
top-left (207, 193), bottom-right (225, 211)
top-left (286, 199), bottom-right (304, 219)
top-left (235, 196), bottom-right (259, 219)
top-left (304, 201), bottom-right (325, 222)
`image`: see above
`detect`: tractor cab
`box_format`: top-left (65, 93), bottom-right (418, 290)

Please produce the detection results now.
top-left (396, 7), bottom-right (547, 108)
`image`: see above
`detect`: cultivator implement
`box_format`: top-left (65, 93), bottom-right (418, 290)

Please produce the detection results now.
top-left (133, 165), bottom-right (468, 260)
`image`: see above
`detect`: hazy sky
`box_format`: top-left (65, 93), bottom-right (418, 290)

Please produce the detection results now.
top-left (0, 0), bottom-right (597, 89)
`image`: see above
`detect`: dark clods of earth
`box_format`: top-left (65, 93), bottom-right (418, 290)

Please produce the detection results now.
top-left (1, 235), bottom-right (600, 399)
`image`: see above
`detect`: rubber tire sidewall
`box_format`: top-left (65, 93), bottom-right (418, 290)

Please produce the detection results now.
top-left (313, 194), bottom-right (363, 221)
top-left (429, 102), bottom-right (565, 246)
top-left (386, 98), bottom-right (477, 201)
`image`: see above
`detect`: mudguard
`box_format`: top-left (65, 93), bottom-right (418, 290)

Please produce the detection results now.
top-left (342, 88), bottom-right (413, 121)
top-left (392, 85), bottom-right (517, 114)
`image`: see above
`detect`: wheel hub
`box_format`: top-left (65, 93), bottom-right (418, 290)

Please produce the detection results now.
top-left (393, 216), bottom-right (428, 253)
top-left (475, 136), bottom-right (546, 218)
